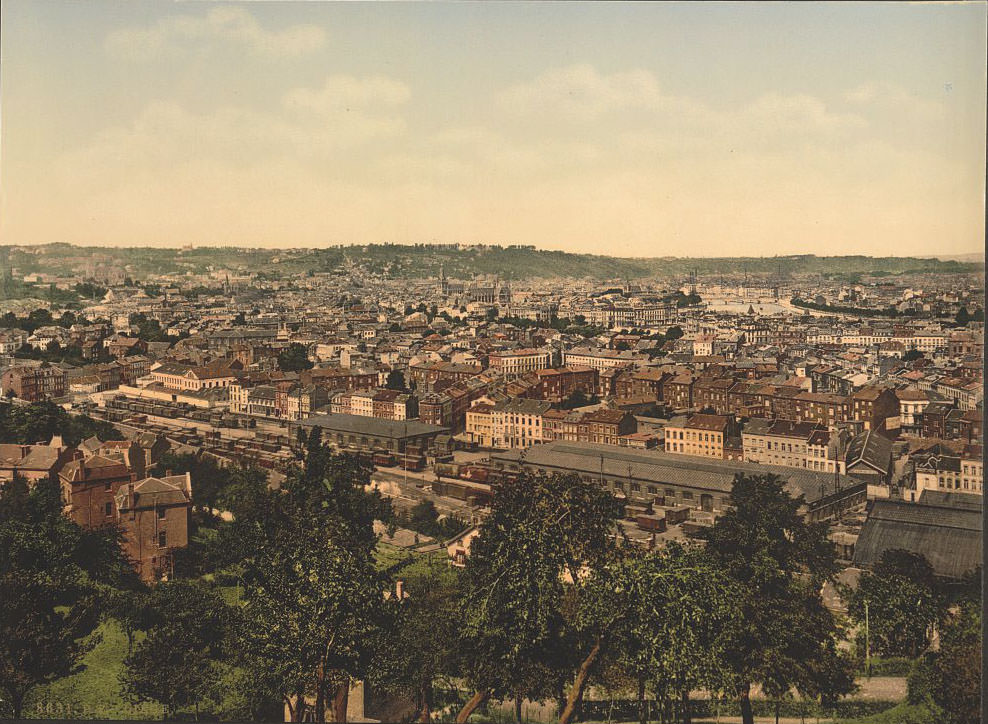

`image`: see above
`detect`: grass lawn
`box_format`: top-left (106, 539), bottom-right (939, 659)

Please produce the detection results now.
top-left (23, 618), bottom-right (164, 720)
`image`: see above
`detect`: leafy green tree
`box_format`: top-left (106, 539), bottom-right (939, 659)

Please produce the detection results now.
top-left (128, 312), bottom-right (166, 342)
top-left (121, 580), bottom-right (231, 720)
top-left (698, 474), bottom-right (854, 724)
top-left (902, 349), bottom-right (924, 362)
top-left (666, 325), bottom-right (684, 340)
top-left (237, 505), bottom-right (385, 722)
top-left (601, 544), bottom-right (739, 724)
top-left (152, 452), bottom-right (228, 511)
top-left (843, 549), bottom-right (945, 658)
top-left (954, 306), bottom-right (970, 326)
top-left (932, 601), bottom-right (981, 724)
top-left (455, 470), bottom-right (620, 723)
top-left (216, 465), bottom-right (269, 521)
top-left (232, 444), bottom-right (391, 722)
top-left (277, 342), bottom-right (314, 372)
top-left (370, 564), bottom-right (463, 723)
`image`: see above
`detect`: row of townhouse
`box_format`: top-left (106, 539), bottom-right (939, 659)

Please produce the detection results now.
top-left (663, 413), bottom-right (743, 461)
top-left (487, 347), bottom-right (551, 377)
top-left (562, 346), bottom-right (649, 371)
top-left (742, 418), bottom-right (847, 473)
top-left (329, 388), bottom-right (418, 420)
top-left (419, 372), bottom-right (500, 431)
top-left (805, 328), bottom-right (949, 352)
top-left (465, 402), bottom-right (637, 449)
top-left (228, 380), bottom-right (328, 420)
top-left (1, 363), bottom-right (66, 400)
top-left (571, 301), bottom-right (677, 329)
top-left (665, 412), bottom-right (893, 482)
top-left (912, 443), bottom-right (983, 496)
top-left (408, 360), bottom-right (485, 389)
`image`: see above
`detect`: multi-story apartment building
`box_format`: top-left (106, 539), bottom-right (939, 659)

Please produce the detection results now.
top-left (562, 347), bottom-right (647, 371)
top-left (662, 373), bottom-right (695, 410)
top-left (331, 388), bottom-right (417, 421)
top-left (792, 392), bottom-right (852, 427)
top-left (540, 408), bottom-right (637, 446)
top-left (806, 429), bottom-right (847, 474)
top-left (614, 368), bottom-right (670, 402)
top-left (895, 388), bottom-right (931, 435)
top-left (580, 408), bottom-right (637, 445)
top-left (148, 360), bottom-right (239, 391)
top-left (491, 398), bottom-right (552, 449)
top-left (285, 384), bottom-right (328, 421)
top-left (913, 444), bottom-right (983, 496)
top-left (741, 418), bottom-right (846, 473)
top-left (464, 402), bottom-right (496, 447)
top-left (2, 363), bottom-right (66, 401)
top-left (532, 366), bottom-right (598, 402)
top-left (850, 386), bottom-right (899, 432)
top-left (488, 348), bottom-right (551, 377)
top-left (664, 413), bottom-right (737, 459)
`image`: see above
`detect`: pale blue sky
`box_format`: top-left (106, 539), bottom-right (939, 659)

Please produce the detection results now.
top-left (1, 1), bottom-right (985, 256)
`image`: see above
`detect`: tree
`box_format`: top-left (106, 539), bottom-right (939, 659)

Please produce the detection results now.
top-left (485, 307), bottom-right (499, 322)
top-left (615, 340), bottom-right (630, 351)
top-left (698, 474), bottom-right (854, 724)
top-left (153, 452), bottom-right (228, 511)
top-left (121, 580), bottom-right (231, 720)
top-left (954, 306), bottom-right (970, 326)
top-left (385, 370), bottom-right (407, 391)
top-left (233, 444), bottom-right (391, 722)
top-left (666, 325), bottom-right (684, 340)
top-left (842, 549), bottom-right (945, 659)
top-left (932, 601), bottom-right (981, 724)
top-left (455, 471), bottom-right (621, 723)
top-left (370, 564), bottom-right (463, 723)
top-left (597, 544), bottom-right (739, 724)
top-left (902, 349), bottom-right (924, 362)
top-left (237, 509), bottom-right (385, 722)
top-left (278, 342), bottom-right (314, 372)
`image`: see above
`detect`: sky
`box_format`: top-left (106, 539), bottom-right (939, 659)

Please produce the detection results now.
top-left (1, 1), bottom-right (985, 257)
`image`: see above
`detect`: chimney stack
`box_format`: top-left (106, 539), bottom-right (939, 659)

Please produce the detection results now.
top-left (395, 579), bottom-right (404, 600)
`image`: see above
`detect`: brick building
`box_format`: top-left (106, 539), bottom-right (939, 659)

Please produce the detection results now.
top-left (59, 454), bottom-right (137, 529)
top-left (2, 364), bottom-right (67, 401)
top-left (115, 473), bottom-right (193, 581)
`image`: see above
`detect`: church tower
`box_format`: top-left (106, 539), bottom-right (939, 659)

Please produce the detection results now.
top-left (439, 264), bottom-right (449, 296)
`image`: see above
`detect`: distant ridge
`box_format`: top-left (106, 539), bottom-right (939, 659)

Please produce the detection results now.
top-left (2, 243), bottom-right (983, 281)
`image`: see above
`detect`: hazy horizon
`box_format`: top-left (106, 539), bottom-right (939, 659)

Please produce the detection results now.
top-left (2, 1), bottom-right (985, 256)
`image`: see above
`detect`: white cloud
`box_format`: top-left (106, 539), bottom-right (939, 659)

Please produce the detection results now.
top-left (55, 74), bottom-right (410, 186)
top-left (843, 82), bottom-right (946, 122)
top-left (282, 75), bottom-right (411, 113)
top-left (104, 6), bottom-right (326, 61)
top-left (497, 64), bottom-right (667, 120)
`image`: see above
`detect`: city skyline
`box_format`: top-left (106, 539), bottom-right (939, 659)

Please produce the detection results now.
top-left (1, 1), bottom-right (986, 256)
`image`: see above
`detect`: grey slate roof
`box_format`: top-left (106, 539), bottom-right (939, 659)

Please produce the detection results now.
top-left (299, 413), bottom-right (447, 440)
top-left (845, 430), bottom-right (892, 474)
top-left (493, 441), bottom-right (858, 504)
top-left (852, 497), bottom-right (982, 579)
